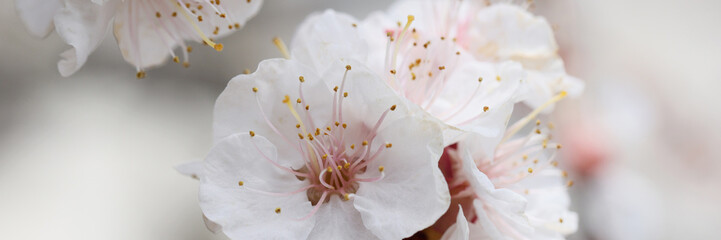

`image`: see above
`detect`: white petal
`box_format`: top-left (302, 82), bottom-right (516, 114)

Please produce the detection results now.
top-left (428, 61), bottom-right (525, 142)
top-left (469, 3), bottom-right (558, 61)
top-left (54, 0), bottom-right (118, 76)
top-left (291, 9), bottom-right (368, 74)
top-left (457, 147), bottom-right (533, 237)
top-left (440, 205), bottom-right (470, 240)
top-left (353, 116), bottom-right (449, 240)
top-left (199, 133), bottom-right (315, 239)
top-left (15, 0), bottom-right (63, 38)
top-left (307, 196), bottom-right (379, 240)
top-left (213, 58), bottom-right (333, 170)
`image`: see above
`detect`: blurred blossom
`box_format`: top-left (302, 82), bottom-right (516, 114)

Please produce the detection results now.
top-left (16, 0), bottom-right (262, 77)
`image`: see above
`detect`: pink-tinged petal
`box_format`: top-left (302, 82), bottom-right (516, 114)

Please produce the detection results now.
top-left (54, 0), bottom-right (118, 76)
top-left (15, 0), bottom-right (63, 38)
top-left (199, 133), bottom-right (315, 239)
top-left (440, 205), bottom-right (470, 240)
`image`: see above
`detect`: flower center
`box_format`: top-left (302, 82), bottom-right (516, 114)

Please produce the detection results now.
top-left (245, 65), bottom-right (395, 220)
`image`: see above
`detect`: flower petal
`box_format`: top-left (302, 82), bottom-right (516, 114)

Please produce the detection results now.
top-left (291, 9), bottom-right (368, 74)
top-left (469, 3), bottom-right (558, 61)
top-left (307, 196), bottom-right (379, 240)
top-left (54, 0), bottom-right (118, 76)
top-left (457, 147), bottom-right (534, 237)
top-left (213, 58), bottom-right (333, 170)
top-left (199, 133), bottom-right (315, 239)
top-left (440, 205), bottom-right (470, 240)
top-left (353, 115), bottom-right (449, 239)
top-left (15, 0), bottom-right (63, 38)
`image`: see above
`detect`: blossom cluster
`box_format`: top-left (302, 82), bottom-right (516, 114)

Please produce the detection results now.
top-left (19, 0), bottom-right (584, 239)
top-left (175, 1), bottom-right (584, 239)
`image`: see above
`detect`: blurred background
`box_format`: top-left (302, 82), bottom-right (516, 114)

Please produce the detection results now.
top-left (1, 0), bottom-right (719, 239)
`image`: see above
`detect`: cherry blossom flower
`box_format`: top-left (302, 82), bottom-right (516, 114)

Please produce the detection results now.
top-left (291, 9), bottom-right (528, 145)
top-left (15, 0), bottom-right (262, 77)
top-left (200, 58), bottom-right (450, 239)
top-left (432, 93), bottom-right (578, 239)
top-left (361, 0), bottom-right (583, 113)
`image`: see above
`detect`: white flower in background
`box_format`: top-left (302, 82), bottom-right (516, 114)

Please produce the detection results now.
top-left (435, 93), bottom-right (578, 239)
top-left (291, 9), bottom-right (528, 145)
top-left (15, 0), bottom-right (262, 78)
top-left (201, 58), bottom-right (449, 239)
top-left (465, 3), bottom-right (584, 110)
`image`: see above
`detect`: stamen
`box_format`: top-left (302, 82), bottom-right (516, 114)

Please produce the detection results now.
top-left (272, 37), bottom-right (291, 59)
top-left (173, 1), bottom-right (223, 51)
top-left (502, 91), bottom-right (567, 143)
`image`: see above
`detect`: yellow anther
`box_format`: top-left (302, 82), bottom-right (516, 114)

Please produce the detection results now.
top-left (272, 37), bottom-right (290, 59)
top-left (528, 168), bottom-right (534, 173)
top-left (423, 41), bottom-right (430, 48)
top-left (322, 154), bottom-right (328, 160)
top-left (438, 66), bottom-right (445, 70)
top-left (298, 133), bottom-right (304, 139)
top-left (214, 43), bottom-right (224, 52)
top-left (249, 131), bottom-right (255, 137)
top-left (238, 181), bottom-right (244, 186)
top-left (352, 23), bottom-right (357, 28)
top-left (523, 155), bottom-right (528, 160)
top-left (567, 180), bottom-right (574, 187)
top-left (390, 69), bottom-right (396, 74)
top-left (156, 12), bottom-right (161, 18)
top-left (172, 12), bottom-right (177, 17)
top-left (342, 123), bottom-right (347, 128)
top-left (535, 129), bottom-right (542, 134)
top-left (385, 143), bottom-right (392, 148)
top-left (536, 119), bottom-right (541, 126)
top-left (483, 106), bottom-right (489, 112)
top-left (297, 98), bottom-right (302, 104)
top-left (326, 166), bottom-right (333, 173)
top-left (275, 208), bottom-right (281, 214)
top-left (335, 122), bottom-right (340, 127)
top-left (562, 171), bottom-right (568, 177)
top-left (533, 159), bottom-right (539, 164)
top-left (344, 162), bottom-right (350, 169)
top-left (252, 87), bottom-right (258, 92)
top-left (333, 86), bottom-right (339, 92)
top-left (136, 71), bottom-right (146, 79)
top-left (197, 15), bottom-right (203, 22)
top-left (496, 75), bottom-right (501, 81)
top-left (456, 51), bottom-right (461, 55)
top-left (343, 92), bottom-right (348, 97)
top-left (551, 161), bottom-right (558, 167)
top-left (186, 46), bottom-right (192, 52)
top-left (308, 134), bottom-right (314, 141)
top-left (183, 62), bottom-right (190, 68)
top-left (173, 56), bottom-right (179, 63)
top-left (296, 124), bottom-right (301, 128)
top-left (390, 105), bottom-right (397, 111)
top-left (411, 72), bottom-right (417, 80)
top-left (346, 65), bottom-right (352, 70)
top-left (337, 165), bottom-right (342, 170)
top-left (478, 77), bottom-right (483, 82)
top-left (556, 144), bottom-right (563, 149)
top-left (559, 218), bottom-right (564, 223)
top-left (378, 166), bottom-right (385, 172)
top-left (298, 76), bottom-right (305, 82)
top-left (305, 105), bottom-right (309, 110)
top-left (350, 144), bottom-right (355, 149)
top-left (343, 193), bottom-right (350, 200)
top-left (362, 141), bottom-right (368, 146)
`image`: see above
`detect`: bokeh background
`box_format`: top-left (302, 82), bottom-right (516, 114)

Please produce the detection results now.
top-left (1, 0), bottom-right (719, 239)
